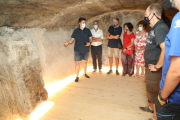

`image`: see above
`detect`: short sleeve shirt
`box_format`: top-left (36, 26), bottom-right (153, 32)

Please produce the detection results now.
top-left (71, 27), bottom-right (92, 52)
top-left (160, 12), bottom-right (180, 105)
top-left (108, 26), bottom-right (122, 48)
top-left (144, 20), bottom-right (169, 67)
top-left (123, 32), bottom-right (135, 50)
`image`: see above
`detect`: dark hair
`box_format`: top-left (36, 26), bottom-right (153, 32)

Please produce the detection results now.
top-left (137, 20), bottom-right (147, 29)
top-left (124, 22), bottom-right (134, 32)
top-left (78, 17), bottom-right (86, 23)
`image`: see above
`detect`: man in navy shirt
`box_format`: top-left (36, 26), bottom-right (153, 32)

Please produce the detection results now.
top-left (106, 18), bottom-right (122, 75)
top-left (155, 0), bottom-right (180, 119)
top-left (64, 18), bottom-right (92, 82)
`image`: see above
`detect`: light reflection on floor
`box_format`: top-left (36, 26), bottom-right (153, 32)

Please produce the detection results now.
top-left (16, 65), bottom-right (143, 120)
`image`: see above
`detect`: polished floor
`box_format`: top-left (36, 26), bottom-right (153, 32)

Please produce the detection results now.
top-left (40, 71), bottom-right (152, 120)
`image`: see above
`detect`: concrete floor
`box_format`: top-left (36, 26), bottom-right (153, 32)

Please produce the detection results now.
top-left (40, 71), bottom-right (152, 120)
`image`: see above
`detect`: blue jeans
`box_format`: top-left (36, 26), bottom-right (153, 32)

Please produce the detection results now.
top-left (74, 51), bottom-right (89, 62)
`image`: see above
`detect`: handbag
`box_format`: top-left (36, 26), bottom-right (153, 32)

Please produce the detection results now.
top-left (117, 38), bottom-right (123, 49)
top-left (125, 34), bottom-right (134, 55)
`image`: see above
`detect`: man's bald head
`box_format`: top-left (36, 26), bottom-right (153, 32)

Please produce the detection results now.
top-left (145, 3), bottom-right (163, 27)
top-left (148, 3), bottom-right (163, 18)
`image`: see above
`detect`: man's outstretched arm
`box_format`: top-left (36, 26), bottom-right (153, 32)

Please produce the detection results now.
top-left (64, 38), bottom-right (75, 47)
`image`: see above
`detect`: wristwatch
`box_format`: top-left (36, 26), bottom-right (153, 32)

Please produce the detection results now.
top-left (154, 65), bottom-right (159, 69)
top-left (159, 93), bottom-right (167, 101)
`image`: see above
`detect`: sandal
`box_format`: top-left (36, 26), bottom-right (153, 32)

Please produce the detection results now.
top-left (133, 74), bottom-right (139, 77)
top-left (138, 74), bottom-right (145, 78)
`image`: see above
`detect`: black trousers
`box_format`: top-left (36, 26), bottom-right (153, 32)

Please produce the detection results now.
top-left (155, 97), bottom-right (180, 120)
top-left (91, 45), bottom-right (102, 70)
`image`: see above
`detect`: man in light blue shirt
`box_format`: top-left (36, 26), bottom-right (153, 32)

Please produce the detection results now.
top-left (155, 0), bottom-right (180, 119)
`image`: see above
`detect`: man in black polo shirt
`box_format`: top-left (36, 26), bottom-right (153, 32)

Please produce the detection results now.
top-left (139, 4), bottom-right (169, 120)
top-left (64, 17), bottom-right (92, 82)
top-left (106, 18), bottom-right (122, 75)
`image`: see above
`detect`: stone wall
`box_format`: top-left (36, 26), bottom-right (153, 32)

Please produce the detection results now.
top-left (86, 10), bottom-right (145, 66)
top-left (19, 26), bottom-right (77, 85)
top-left (0, 27), bottom-right (48, 120)
top-left (0, 25), bottom-right (79, 119)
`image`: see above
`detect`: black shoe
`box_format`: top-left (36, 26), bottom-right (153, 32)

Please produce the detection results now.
top-left (139, 106), bottom-right (154, 113)
top-left (84, 74), bottom-right (90, 78)
top-left (107, 70), bottom-right (112, 74)
top-left (116, 70), bottom-right (119, 75)
top-left (75, 77), bottom-right (79, 82)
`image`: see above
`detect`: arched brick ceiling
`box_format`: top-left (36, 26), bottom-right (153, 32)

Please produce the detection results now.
top-left (0, 0), bottom-right (177, 28)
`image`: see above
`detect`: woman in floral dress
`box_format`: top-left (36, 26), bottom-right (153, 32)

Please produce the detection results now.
top-left (134, 20), bottom-right (148, 78)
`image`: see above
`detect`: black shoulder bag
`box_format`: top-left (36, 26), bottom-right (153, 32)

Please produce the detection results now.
top-left (117, 38), bottom-right (123, 49)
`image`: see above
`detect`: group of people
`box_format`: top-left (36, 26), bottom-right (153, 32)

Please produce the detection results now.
top-left (64, 17), bottom-right (147, 80)
top-left (64, 0), bottom-right (180, 119)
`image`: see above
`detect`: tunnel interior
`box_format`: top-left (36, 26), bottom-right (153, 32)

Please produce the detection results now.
top-left (0, 0), bottom-right (178, 120)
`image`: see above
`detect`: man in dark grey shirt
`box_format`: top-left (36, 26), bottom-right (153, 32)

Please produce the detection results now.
top-left (64, 17), bottom-right (92, 82)
top-left (139, 3), bottom-right (169, 120)
top-left (106, 18), bottom-right (122, 75)
top-left (144, 20), bottom-right (169, 67)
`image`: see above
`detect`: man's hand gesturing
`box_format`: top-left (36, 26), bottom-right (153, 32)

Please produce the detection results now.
top-left (64, 42), bottom-right (69, 47)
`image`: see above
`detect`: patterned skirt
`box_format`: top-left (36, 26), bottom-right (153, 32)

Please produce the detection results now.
top-left (134, 50), bottom-right (145, 66)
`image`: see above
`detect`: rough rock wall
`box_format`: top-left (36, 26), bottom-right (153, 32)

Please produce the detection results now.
top-left (86, 10), bottom-right (145, 65)
top-left (38, 26), bottom-right (76, 82)
top-left (0, 25), bottom-right (78, 119)
top-left (2, 26), bottom-right (77, 86)
top-left (20, 26), bottom-right (77, 84)
top-left (0, 27), bottom-right (48, 120)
